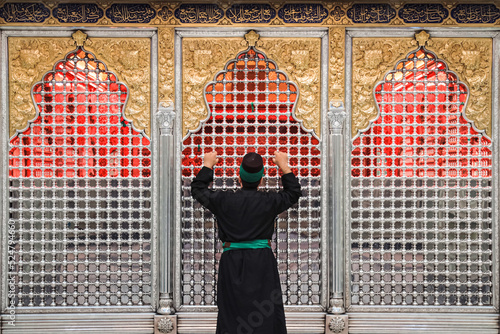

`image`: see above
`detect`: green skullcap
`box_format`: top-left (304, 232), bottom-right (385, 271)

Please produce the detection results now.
top-left (239, 152), bottom-right (264, 183)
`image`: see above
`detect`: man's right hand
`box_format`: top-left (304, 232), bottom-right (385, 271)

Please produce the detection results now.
top-left (273, 151), bottom-right (292, 174)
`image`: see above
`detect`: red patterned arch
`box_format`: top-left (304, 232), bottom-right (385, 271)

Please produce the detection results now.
top-left (9, 48), bottom-right (151, 179)
top-left (7, 47), bottom-right (152, 307)
top-left (180, 46), bottom-right (322, 306)
top-left (353, 47), bottom-right (491, 179)
top-left (349, 46), bottom-right (493, 307)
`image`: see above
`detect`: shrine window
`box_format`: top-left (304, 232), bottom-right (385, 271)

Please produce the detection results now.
top-left (350, 47), bottom-right (493, 306)
top-left (181, 47), bottom-right (322, 306)
top-left (8, 48), bottom-right (152, 307)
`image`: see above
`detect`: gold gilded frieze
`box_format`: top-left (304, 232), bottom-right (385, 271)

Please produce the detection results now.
top-left (427, 38), bottom-right (492, 137)
top-left (87, 38), bottom-right (151, 137)
top-left (8, 37), bottom-right (73, 138)
top-left (182, 38), bottom-right (246, 137)
top-left (2, 1), bottom-right (500, 27)
top-left (258, 38), bottom-right (322, 137)
top-left (351, 37), bottom-right (417, 137)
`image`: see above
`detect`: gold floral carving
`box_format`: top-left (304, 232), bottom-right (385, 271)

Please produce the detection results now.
top-left (8, 37), bottom-right (73, 138)
top-left (427, 38), bottom-right (492, 137)
top-left (159, 28), bottom-right (175, 106)
top-left (351, 38), bottom-right (417, 137)
top-left (72, 30), bottom-right (88, 47)
top-left (87, 38), bottom-right (151, 136)
top-left (245, 30), bottom-right (260, 47)
top-left (258, 38), bottom-right (322, 137)
top-left (182, 38), bottom-right (246, 137)
top-left (329, 27), bottom-right (345, 104)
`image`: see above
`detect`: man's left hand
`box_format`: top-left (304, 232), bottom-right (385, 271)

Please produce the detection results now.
top-left (204, 151), bottom-right (219, 169)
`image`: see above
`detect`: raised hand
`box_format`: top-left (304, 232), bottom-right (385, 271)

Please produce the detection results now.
top-left (204, 151), bottom-right (219, 169)
top-left (273, 151), bottom-right (291, 174)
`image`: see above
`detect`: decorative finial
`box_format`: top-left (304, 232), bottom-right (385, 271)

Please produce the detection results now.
top-left (328, 101), bottom-right (346, 135)
top-left (244, 30), bottom-right (260, 47)
top-left (72, 30), bottom-right (88, 47)
top-left (415, 30), bottom-right (430, 47)
top-left (156, 102), bottom-right (176, 136)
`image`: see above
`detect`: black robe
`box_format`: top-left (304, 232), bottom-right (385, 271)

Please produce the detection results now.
top-left (191, 166), bottom-right (302, 334)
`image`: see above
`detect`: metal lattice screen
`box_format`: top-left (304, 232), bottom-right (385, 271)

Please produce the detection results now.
top-left (8, 48), bottom-right (152, 307)
top-left (181, 47), bottom-right (321, 306)
top-left (350, 47), bottom-right (493, 306)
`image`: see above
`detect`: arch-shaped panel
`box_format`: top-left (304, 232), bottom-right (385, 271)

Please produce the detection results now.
top-left (349, 46), bottom-right (493, 307)
top-left (180, 46), bottom-right (322, 307)
top-left (8, 47), bottom-right (153, 307)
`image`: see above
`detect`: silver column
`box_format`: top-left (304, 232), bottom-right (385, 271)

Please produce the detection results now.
top-left (156, 103), bottom-right (176, 315)
top-left (328, 102), bottom-right (347, 314)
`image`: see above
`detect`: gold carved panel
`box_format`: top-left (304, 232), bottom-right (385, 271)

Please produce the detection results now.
top-left (351, 36), bottom-right (492, 139)
top-left (8, 37), bottom-right (151, 138)
top-left (87, 38), bottom-right (151, 137)
top-left (159, 28), bottom-right (175, 105)
top-left (329, 27), bottom-right (345, 103)
top-left (182, 38), bottom-right (247, 138)
top-left (258, 37), bottom-right (322, 137)
top-left (182, 37), bottom-right (322, 138)
top-left (351, 38), bottom-right (417, 138)
top-left (8, 37), bottom-right (73, 138)
top-left (427, 38), bottom-right (492, 137)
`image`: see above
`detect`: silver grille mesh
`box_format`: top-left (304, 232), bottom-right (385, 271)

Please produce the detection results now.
top-left (8, 48), bottom-right (152, 307)
top-left (181, 47), bottom-right (321, 306)
top-left (350, 47), bottom-right (493, 306)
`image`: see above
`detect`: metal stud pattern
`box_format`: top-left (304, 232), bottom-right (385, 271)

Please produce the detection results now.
top-left (350, 47), bottom-right (493, 306)
top-left (181, 47), bottom-right (321, 306)
top-left (8, 48), bottom-right (152, 307)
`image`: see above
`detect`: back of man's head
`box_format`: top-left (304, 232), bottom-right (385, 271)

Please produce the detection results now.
top-left (239, 152), bottom-right (264, 189)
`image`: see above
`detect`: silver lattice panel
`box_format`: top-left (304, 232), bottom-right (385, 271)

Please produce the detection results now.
top-left (350, 47), bottom-right (493, 306)
top-left (8, 48), bottom-right (152, 307)
top-left (181, 47), bottom-right (321, 306)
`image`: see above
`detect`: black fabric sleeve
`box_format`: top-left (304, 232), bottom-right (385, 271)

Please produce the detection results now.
top-left (191, 166), bottom-right (220, 215)
top-left (272, 172), bottom-right (302, 215)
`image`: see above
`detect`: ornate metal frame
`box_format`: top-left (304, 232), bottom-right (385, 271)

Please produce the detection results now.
top-left (0, 7), bottom-right (498, 332)
top-left (345, 27), bottom-right (499, 313)
top-left (0, 27), bottom-right (159, 314)
top-left (174, 27), bottom-right (329, 313)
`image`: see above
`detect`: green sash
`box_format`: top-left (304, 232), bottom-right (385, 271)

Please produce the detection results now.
top-left (222, 239), bottom-right (271, 252)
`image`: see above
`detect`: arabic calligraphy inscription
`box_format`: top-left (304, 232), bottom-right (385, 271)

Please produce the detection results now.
top-left (278, 4), bottom-right (328, 24)
top-left (0, 3), bottom-right (50, 23)
top-left (399, 4), bottom-right (448, 24)
top-left (347, 4), bottom-right (396, 24)
top-left (175, 4), bottom-right (223, 24)
top-left (53, 3), bottom-right (103, 23)
top-left (451, 4), bottom-right (500, 24)
top-left (227, 4), bottom-right (276, 24)
top-left (105, 4), bottom-right (156, 24)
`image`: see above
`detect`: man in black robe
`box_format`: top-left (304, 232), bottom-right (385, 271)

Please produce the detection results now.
top-left (191, 151), bottom-right (302, 334)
